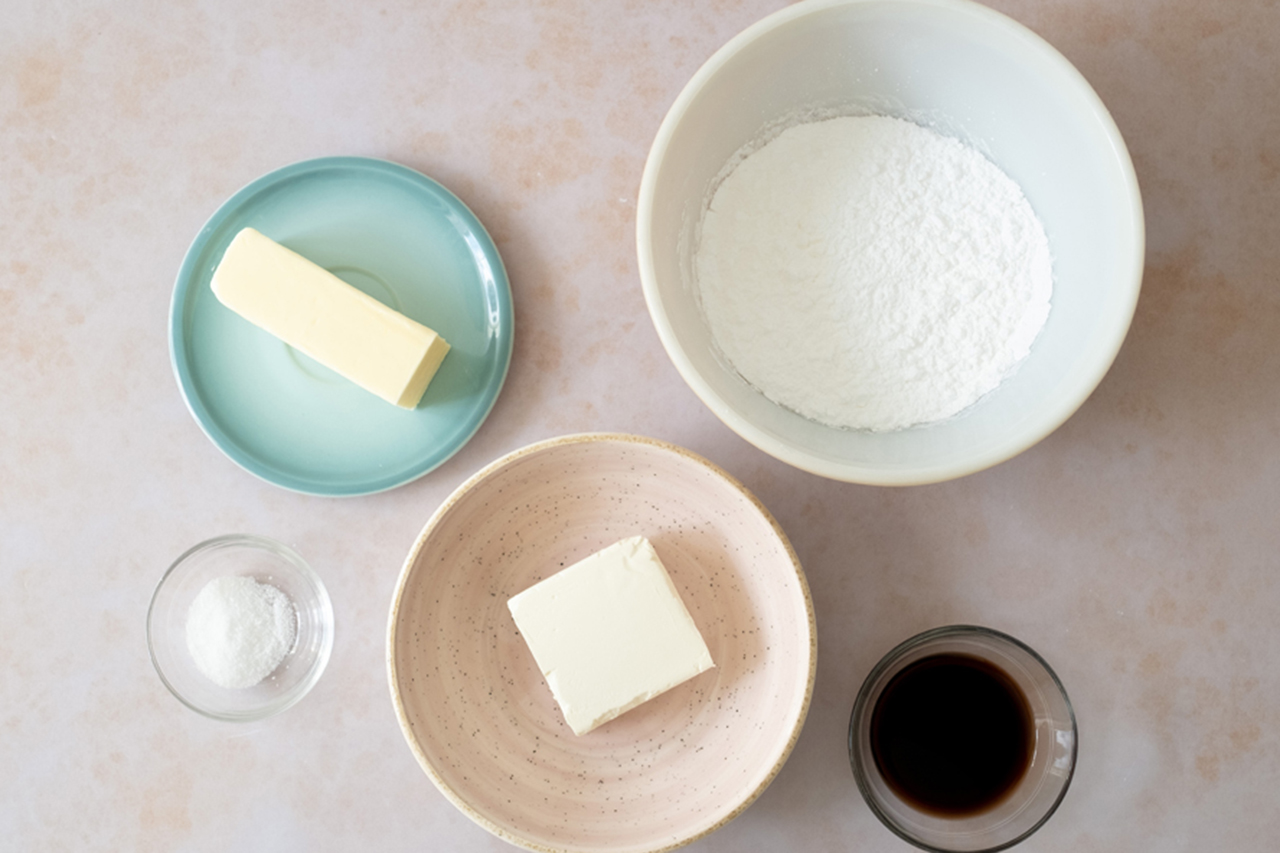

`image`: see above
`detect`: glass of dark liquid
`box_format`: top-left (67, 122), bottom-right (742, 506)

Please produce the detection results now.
top-left (849, 626), bottom-right (1076, 852)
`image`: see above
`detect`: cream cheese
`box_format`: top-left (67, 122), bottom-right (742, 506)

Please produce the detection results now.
top-left (507, 536), bottom-right (715, 735)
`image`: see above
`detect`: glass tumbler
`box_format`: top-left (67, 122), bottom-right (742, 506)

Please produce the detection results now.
top-left (849, 625), bottom-right (1076, 852)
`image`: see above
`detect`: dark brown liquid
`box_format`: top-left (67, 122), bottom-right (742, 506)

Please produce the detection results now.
top-left (870, 653), bottom-right (1033, 816)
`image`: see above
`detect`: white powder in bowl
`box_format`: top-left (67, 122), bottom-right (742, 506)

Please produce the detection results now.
top-left (695, 115), bottom-right (1052, 432)
top-left (186, 575), bottom-right (297, 689)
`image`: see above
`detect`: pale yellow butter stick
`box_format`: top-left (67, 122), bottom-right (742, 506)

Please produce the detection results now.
top-left (210, 227), bottom-right (450, 409)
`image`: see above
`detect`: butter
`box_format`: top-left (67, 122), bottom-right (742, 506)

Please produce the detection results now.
top-left (507, 536), bottom-right (714, 736)
top-left (210, 227), bottom-right (450, 408)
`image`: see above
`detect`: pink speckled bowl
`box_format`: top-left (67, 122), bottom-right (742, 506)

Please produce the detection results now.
top-left (387, 434), bottom-right (816, 853)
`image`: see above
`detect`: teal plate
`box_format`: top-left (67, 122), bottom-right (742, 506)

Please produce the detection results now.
top-left (170, 157), bottom-right (513, 496)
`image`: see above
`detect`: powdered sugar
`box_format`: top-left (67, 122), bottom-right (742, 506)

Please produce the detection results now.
top-left (695, 115), bottom-right (1052, 431)
top-left (186, 575), bottom-right (297, 689)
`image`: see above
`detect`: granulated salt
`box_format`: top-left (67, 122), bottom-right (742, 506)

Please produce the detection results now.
top-left (696, 114), bottom-right (1052, 431)
top-left (186, 575), bottom-right (297, 689)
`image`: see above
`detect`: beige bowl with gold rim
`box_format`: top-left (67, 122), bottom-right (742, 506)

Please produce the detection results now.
top-left (387, 433), bottom-right (816, 852)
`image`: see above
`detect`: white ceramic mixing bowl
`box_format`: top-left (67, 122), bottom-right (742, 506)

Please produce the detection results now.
top-left (637, 0), bottom-right (1143, 485)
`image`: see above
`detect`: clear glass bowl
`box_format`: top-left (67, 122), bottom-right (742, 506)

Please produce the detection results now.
top-left (849, 626), bottom-right (1076, 852)
top-left (147, 534), bottom-right (333, 722)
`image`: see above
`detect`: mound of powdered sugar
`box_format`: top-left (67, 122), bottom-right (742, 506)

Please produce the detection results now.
top-left (186, 575), bottom-right (297, 689)
top-left (695, 115), bottom-right (1052, 432)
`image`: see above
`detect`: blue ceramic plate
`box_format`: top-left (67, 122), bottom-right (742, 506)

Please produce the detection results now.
top-left (170, 157), bottom-right (513, 496)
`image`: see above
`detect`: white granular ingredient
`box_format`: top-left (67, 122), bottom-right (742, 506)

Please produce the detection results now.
top-left (696, 115), bottom-right (1052, 431)
top-left (186, 575), bottom-right (297, 689)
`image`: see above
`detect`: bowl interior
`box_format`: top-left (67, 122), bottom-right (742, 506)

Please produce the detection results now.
top-left (148, 535), bottom-right (334, 722)
top-left (639, 0), bottom-right (1143, 484)
top-left (388, 434), bottom-right (816, 853)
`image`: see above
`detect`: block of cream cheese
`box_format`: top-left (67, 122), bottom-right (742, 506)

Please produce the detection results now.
top-left (210, 227), bottom-right (450, 408)
top-left (507, 536), bottom-right (714, 736)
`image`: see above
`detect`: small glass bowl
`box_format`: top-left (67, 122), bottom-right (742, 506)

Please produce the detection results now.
top-left (147, 534), bottom-right (334, 722)
top-left (849, 626), bottom-right (1076, 852)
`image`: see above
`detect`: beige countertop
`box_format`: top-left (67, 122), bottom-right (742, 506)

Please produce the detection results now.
top-left (3, 0), bottom-right (1278, 849)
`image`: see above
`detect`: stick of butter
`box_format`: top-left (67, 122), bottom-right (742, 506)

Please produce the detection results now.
top-left (507, 536), bottom-right (715, 736)
top-left (210, 227), bottom-right (450, 409)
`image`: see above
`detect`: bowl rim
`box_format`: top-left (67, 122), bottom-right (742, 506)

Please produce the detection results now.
top-left (146, 533), bottom-right (334, 722)
top-left (635, 0), bottom-right (1146, 486)
top-left (385, 432), bottom-right (818, 853)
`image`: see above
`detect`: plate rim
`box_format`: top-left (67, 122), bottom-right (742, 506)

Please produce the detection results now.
top-left (385, 432), bottom-right (818, 853)
top-left (168, 155), bottom-right (514, 497)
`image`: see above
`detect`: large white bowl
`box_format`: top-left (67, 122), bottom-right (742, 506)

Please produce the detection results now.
top-left (637, 0), bottom-right (1144, 485)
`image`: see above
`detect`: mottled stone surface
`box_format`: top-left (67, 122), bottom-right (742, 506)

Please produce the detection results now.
top-left (2, 1), bottom-right (1278, 850)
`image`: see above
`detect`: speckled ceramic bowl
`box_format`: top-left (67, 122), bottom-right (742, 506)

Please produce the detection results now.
top-left (387, 434), bottom-right (816, 853)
